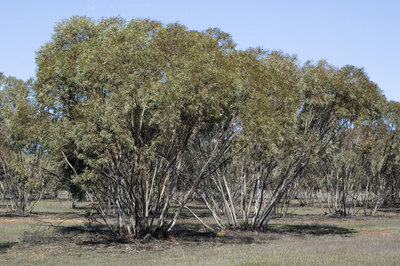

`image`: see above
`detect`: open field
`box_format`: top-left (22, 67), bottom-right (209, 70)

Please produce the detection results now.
top-left (1, 200), bottom-right (400, 265)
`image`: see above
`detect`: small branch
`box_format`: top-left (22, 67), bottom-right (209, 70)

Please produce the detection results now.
top-left (174, 199), bottom-right (216, 233)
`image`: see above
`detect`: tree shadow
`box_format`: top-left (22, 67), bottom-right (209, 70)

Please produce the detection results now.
top-left (172, 228), bottom-right (280, 245)
top-left (173, 228), bottom-right (216, 242)
top-left (266, 223), bottom-right (356, 236)
top-left (0, 242), bottom-right (18, 253)
top-left (17, 217), bottom-right (356, 247)
top-left (19, 223), bottom-right (112, 246)
top-left (0, 213), bottom-right (26, 218)
top-left (172, 222), bottom-right (355, 245)
top-left (54, 224), bottom-right (107, 235)
top-left (379, 207), bottom-right (400, 213)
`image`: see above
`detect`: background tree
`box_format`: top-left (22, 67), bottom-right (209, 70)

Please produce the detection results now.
top-left (292, 65), bottom-right (388, 216)
top-left (0, 74), bottom-right (50, 214)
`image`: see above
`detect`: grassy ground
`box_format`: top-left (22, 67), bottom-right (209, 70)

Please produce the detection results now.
top-left (1, 200), bottom-right (400, 265)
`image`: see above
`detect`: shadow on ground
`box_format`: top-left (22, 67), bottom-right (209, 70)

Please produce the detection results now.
top-left (0, 242), bottom-right (18, 253)
top-left (172, 222), bottom-right (356, 245)
top-left (0, 213), bottom-right (26, 218)
top-left (54, 224), bottom-right (106, 235)
top-left (379, 207), bottom-right (400, 213)
top-left (266, 223), bottom-right (356, 236)
top-left (18, 219), bottom-right (356, 248)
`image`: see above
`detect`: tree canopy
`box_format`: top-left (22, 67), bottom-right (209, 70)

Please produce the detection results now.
top-left (0, 16), bottom-right (398, 238)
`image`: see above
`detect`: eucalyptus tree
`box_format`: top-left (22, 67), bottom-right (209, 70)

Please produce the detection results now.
top-left (199, 58), bottom-right (385, 230)
top-left (316, 123), bottom-right (374, 216)
top-left (33, 15), bottom-right (388, 236)
top-left (35, 17), bottom-right (240, 237)
top-left (291, 66), bottom-right (388, 216)
top-left (198, 49), bottom-right (303, 229)
top-left (0, 74), bottom-right (50, 214)
top-left (252, 62), bottom-right (383, 225)
top-left (372, 100), bottom-right (400, 209)
top-left (311, 99), bottom-right (400, 216)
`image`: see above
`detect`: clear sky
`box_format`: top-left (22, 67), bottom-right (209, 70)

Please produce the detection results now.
top-left (1, 0), bottom-right (399, 101)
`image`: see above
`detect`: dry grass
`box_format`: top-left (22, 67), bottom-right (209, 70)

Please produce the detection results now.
top-left (1, 200), bottom-right (400, 265)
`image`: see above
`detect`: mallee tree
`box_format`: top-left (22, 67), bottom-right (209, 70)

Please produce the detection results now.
top-left (35, 16), bottom-right (241, 237)
top-left (0, 15), bottom-right (393, 239)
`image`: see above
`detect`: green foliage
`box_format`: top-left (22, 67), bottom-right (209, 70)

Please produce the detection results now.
top-left (2, 16), bottom-right (396, 235)
top-left (0, 75), bottom-right (50, 213)
top-left (235, 49), bottom-right (302, 158)
top-left (35, 16), bottom-right (241, 235)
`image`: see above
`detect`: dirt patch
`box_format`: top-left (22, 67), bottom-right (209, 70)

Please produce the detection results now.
top-left (0, 217), bottom-right (84, 225)
top-left (29, 244), bottom-right (64, 259)
top-left (357, 230), bottom-right (393, 236)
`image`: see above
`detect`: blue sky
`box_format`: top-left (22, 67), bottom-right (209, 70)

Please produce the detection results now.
top-left (1, 0), bottom-right (399, 101)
